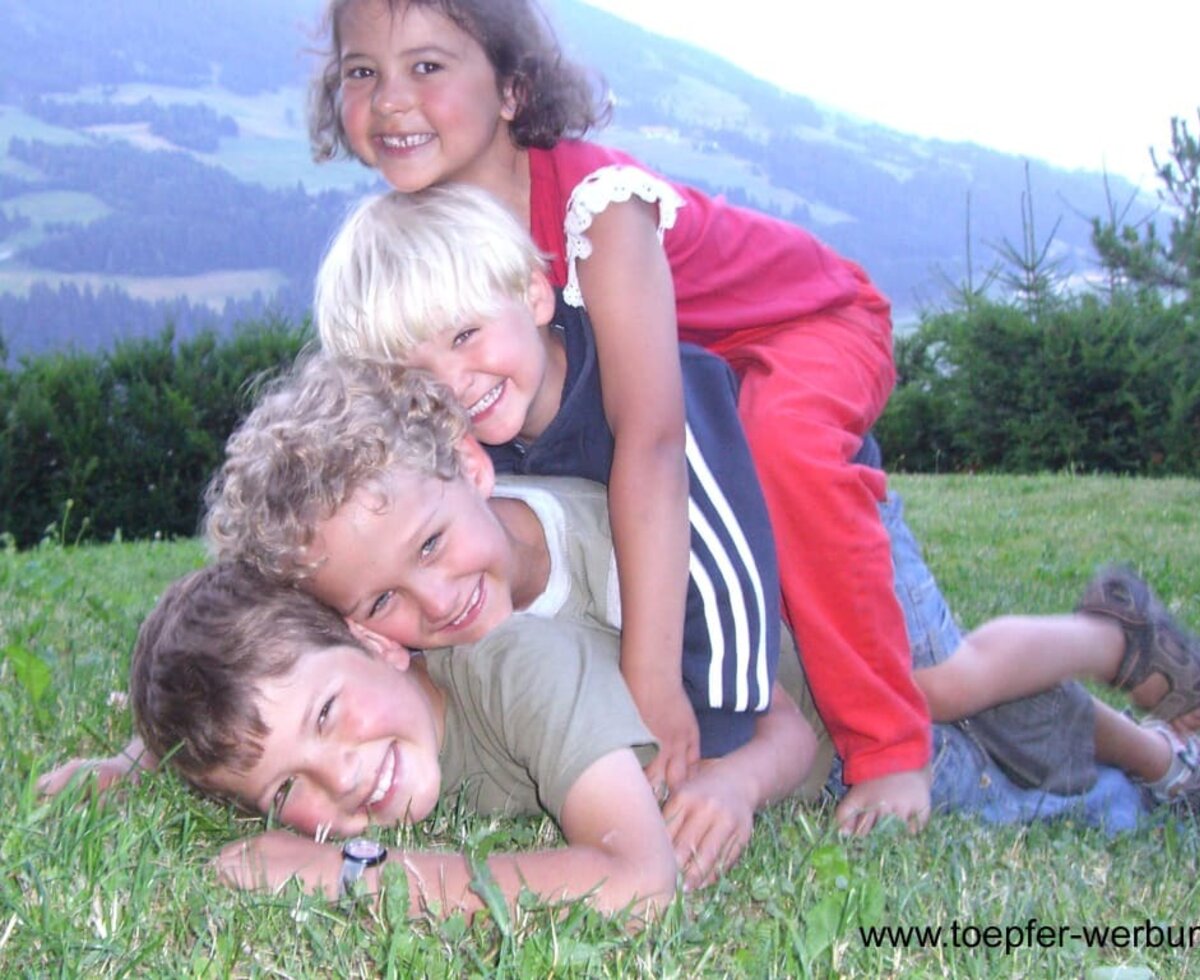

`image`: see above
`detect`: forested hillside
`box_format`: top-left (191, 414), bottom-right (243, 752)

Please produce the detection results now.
top-left (0, 0), bottom-right (1155, 363)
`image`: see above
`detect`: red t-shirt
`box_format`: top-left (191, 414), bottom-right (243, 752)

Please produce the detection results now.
top-left (529, 139), bottom-right (866, 342)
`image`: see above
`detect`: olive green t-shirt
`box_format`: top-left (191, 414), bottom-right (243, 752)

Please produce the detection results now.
top-left (423, 615), bottom-right (658, 822)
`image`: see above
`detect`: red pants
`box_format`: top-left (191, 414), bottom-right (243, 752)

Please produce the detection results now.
top-left (709, 271), bottom-right (932, 783)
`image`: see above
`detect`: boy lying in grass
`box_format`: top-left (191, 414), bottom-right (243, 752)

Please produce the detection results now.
top-left (41, 352), bottom-right (812, 906)
top-left (43, 350), bottom-right (815, 913)
top-left (127, 559), bottom-right (807, 915)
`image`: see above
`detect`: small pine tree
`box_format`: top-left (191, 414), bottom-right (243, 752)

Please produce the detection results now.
top-left (1092, 110), bottom-right (1200, 309)
top-left (991, 163), bottom-right (1067, 322)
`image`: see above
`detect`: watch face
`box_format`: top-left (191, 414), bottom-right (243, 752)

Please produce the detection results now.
top-left (343, 837), bottom-right (387, 864)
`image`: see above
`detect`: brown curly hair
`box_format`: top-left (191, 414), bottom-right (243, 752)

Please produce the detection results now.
top-left (203, 350), bottom-right (468, 583)
top-left (308, 0), bottom-right (610, 161)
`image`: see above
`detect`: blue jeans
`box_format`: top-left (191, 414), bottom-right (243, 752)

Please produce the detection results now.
top-left (872, 492), bottom-right (1148, 832)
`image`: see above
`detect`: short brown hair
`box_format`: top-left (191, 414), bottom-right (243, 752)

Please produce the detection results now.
top-left (130, 561), bottom-right (357, 791)
top-left (308, 0), bottom-right (609, 161)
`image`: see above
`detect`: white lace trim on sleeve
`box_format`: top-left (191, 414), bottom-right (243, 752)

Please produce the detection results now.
top-left (561, 165), bottom-right (685, 308)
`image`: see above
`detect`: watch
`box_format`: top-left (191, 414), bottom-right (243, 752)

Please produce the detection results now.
top-left (339, 837), bottom-right (388, 900)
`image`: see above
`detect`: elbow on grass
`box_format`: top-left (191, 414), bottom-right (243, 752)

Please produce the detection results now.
top-left (614, 850), bottom-right (679, 924)
top-left (636, 845), bottom-right (680, 912)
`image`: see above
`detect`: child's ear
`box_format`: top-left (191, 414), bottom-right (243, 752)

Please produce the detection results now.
top-left (346, 620), bottom-right (412, 671)
top-left (500, 76), bottom-right (519, 122)
top-left (524, 267), bottom-right (556, 328)
top-left (458, 435), bottom-right (496, 498)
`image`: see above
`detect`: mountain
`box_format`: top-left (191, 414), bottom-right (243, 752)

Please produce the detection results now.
top-left (0, 0), bottom-right (1155, 363)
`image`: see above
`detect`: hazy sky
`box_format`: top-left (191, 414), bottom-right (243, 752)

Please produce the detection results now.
top-left (574, 0), bottom-right (1199, 188)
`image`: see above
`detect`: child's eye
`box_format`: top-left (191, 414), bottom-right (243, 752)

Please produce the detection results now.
top-left (413, 60), bottom-right (442, 76)
top-left (342, 65), bottom-right (374, 82)
top-left (420, 532), bottom-right (442, 559)
top-left (317, 696), bottom-right (334, 731)
top-left (451, 327), bottom-right (477, 347)
top-left (272, 777), bottom-right (295, 818)
top-left (368, 591), bottom-right (394, 619)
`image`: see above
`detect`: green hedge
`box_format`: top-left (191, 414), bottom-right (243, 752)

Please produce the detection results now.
top-left (878, 295), bottom-right (1200, 475)
top-left (1, 319), bottom-right (310, 548)
top-left (3, 296), bottom-right (1198, 548)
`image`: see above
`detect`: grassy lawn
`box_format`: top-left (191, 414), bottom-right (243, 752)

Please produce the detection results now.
top-left (3, 474), bottom-right (1199, 977)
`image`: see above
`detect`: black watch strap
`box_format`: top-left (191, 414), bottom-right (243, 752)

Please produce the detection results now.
top-left (338, 838), bottom-right (388, 900)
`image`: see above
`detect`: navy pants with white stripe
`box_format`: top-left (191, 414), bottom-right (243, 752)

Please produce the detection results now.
top-left (678, 344), bottom-right (780, 755)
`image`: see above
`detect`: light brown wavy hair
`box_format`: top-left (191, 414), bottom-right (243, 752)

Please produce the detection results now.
top-left (203, 350), bottom-right (468, 583)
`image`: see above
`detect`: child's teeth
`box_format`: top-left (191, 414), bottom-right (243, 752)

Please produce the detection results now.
top-left (380, 133), bottom-right (432, 149)
top-left (468, 384), bottom-right (502, 418)
top-left (451, 584), bottom-right (481, 626)
top-left (369, 748), bottom-right (395, 806)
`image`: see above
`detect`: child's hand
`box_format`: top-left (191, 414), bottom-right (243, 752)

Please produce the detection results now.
top-left (835, 767), bottom-right (932, 836)
top-left (662, 760), bottom-right (754, 891)
top-left (214, 830), bottom-right (342, 899)
top-left (37, 737), bottom-right (155, 801)
top-left (37, 756), bottom-right (134, 799)
top-left (631, 674), bottom-right (700, 794)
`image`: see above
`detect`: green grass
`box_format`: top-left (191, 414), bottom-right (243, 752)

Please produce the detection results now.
top-left (3, 474), bottom-right (1200, 977)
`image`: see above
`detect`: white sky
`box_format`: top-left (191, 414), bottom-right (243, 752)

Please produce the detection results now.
top-left (575, 0), bottom-right (1199, 189)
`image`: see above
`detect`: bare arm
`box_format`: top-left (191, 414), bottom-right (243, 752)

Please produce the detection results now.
top-left (215, 748), bottom-right (677, 919)
top-left (37, 735), bottom-right (158, 800)
top-left (663, 684), bottom-right (816, 889)
top-left (575, 196), bottom-right (696, 793)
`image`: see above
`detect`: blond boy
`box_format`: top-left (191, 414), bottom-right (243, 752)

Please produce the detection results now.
top-left (314, 184), bottom-right (785, 802)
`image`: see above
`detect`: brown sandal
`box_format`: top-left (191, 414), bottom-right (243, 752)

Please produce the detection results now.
top-left (1076, 565), bottom-right (1200, 722)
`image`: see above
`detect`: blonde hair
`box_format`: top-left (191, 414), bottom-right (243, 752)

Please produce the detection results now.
top-left (315, 185), bottom-right (546, 361)
top-left (204, 350), bottom-right (468, 581)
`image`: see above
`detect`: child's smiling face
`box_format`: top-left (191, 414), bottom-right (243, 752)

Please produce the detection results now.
top-left (335, 0), bottom-right (517, 194)
top-left (206, 640), bottom-right (443, 838)
top-left (405, 269), bottom-right (563, 446)
top-left (304, 437), bottom-right (518, 650)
